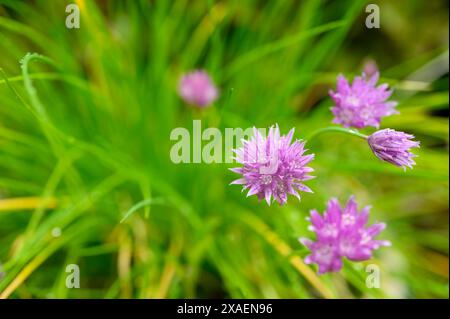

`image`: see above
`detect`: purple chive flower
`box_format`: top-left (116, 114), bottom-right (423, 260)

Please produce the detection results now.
top-left (178, 70), bottom-right (219, 108)
top-left (368, 129), bottom-right (420, 170)
top-left (300, 196), bottom-right (390, 274)
top-left (329, 72), bottom-right (398, 129)
top-left (362, 59), bottom-right (378, 77)
top-left (230, 125), bottom-right (315, 206)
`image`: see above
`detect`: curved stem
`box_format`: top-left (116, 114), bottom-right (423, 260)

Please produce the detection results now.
top-left (306, 126), bottom-right (368, 142)
top-left (20, 53), bottom-right (56, 120)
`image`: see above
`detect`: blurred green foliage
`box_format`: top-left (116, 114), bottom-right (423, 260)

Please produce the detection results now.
top-left (0, 0), bottom-right (448, 298)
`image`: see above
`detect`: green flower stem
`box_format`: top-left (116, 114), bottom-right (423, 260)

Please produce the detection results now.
top-left (306, 126), bottom-right (368, 142)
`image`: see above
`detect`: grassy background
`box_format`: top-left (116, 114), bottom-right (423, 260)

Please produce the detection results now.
top-left (0, 0), bottom-right (448, 298)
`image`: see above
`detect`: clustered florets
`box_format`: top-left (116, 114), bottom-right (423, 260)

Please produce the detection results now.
top-left (329, 72), bottom-right (398, 129)
top-left (230, 126), bottom-right (314, 206)
top-left (300, 196), bottom-right (390, 274)
top-left (178, 67), bottom-right (419, 274)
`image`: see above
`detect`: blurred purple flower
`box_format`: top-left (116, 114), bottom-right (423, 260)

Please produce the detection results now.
top-left (363, 59), bottom-right (379, 77)
top-left (329, 72), bottom-right (398, 129)
top-left (368, 129), bottom-right (420, 170)
top-left (300, 196), bottom-right (390, 274)
top-left (230, 125), bottom-right (314, 206)
top-left (178, 70), bottom-right (219, 108)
